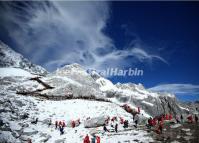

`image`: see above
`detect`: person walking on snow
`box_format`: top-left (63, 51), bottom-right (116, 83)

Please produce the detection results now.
top-left (187, 115), bottom-right (193, 123)
top-left (48, 119), bottom-right (52, 127)
top-left (115, 123), bottom-right (118, 133)
top-left (180, 115), bottom-right (184, 123)
top-left (59, 121), bottom-right (62, 127)
top-left (134, 114), bottom-right (139, 128)
top-left (175, 115), bottom-right (180, 123)
top-left (156, 121), bottom-right (163, 134)
top-left (55, 121), bottom-right (58, 129)
top-left (71, 120), bottom-right (75, 128)
top-left (83, 134), bottom-right (90, 143)
top-left (103, 124), bottom-right (110, 132)
top-left (62, 121), bottom-right (66, 128)
top-left (91, 135), bottom-right (96, 143)
top-left (59, 126), bottom-right (64, 135)
top-left (96, 136), bottom-right (100, 143)
top-left (195, 114), bottom-right (198, 123)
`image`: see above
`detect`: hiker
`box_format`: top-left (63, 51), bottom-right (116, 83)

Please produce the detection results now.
top-left (195, 115), bottom-right (198, 123)
top-left (138, 107), bottom-right (140, 114)
top-left (71, 120), bottom-right (75, 128)
top-left (165, 114), bottom-right (169, 120)
top-left (148, 117), bottom-right (153, 128)
top-left (62, 121), bottom-right (66, 128)
top-left (59, 126), bottom-right (64, 135)
top-left (48, 119), bottom-right (52, 127)
top-left (120, 117), bottom-right (124, 124)
top-left (96, 136), bottom-right (100, 143)
top-left (180, 115), bottom-right (184, 123)
top-left (115, 123), bottom-right (118, 133)
top-left (134, 114), bottom-right (139, 128)
top-left (123, 120), bottom-right (128, 128)
top-left (152, 118), bottom-right (157, 126)
top-left (55, 121), bottom-right (58, 129)
top-left (103, 124), bottom-right (110, 132)
top-left (77, 118), bottom-right (81, 125)
top-left (105, 117), bottom-right (110, 125)
top-left (187, 115), bottom-right (193, 123)
top-left (169, 114), bottom-right (172, 120)
top-left (83, 134), bottom-right (90, 143)
top-left (91, 135), bottom-right (96, 143)
top-left (157, 121), bottom-right (163, 134)
top-left (59, 121), bottom-right (62, 127)
top-left (175, 115), bottom-right (180, 123)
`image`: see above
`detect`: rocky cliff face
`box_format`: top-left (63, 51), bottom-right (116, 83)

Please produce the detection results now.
top-left (0, 41), bottom-right (48, 76)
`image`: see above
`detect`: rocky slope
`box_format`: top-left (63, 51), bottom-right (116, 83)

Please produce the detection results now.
top-left (0, 41), bottom-right (48, 76)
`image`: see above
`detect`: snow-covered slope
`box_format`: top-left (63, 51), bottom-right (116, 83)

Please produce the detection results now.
top-left (0, 67), bottom-right (33, 77)
top-left (0, 75), bottom-right (154, 143)
top-left (0, 41), bottom-right (48, 75)
top-left (0, 42), bottom-right (195, 143)
top-left (90, 72), bottom-right (185, 117)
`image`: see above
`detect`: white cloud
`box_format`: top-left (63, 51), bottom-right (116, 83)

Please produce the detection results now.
top-left (149, 84), bottom-right (199, 96)
top-left (0, 1), bottom-right (168, 71)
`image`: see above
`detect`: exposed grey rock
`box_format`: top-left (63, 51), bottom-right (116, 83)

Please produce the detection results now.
top-left (39, 134), bottom-right (52, 142)
top-left (84, 116), bottom-right (108, 128)
top-left (0, 41), bottom-right (48, 75)
top-left (23, 128), bottom-right (38, 136)
top-left (20, 113), bottom-right (29, 120)
top-left (54, 139), bottom-right (66, 143)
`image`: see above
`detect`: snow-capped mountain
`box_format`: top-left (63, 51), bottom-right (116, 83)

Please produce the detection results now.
top-left (0, 41), bottom-right (48, 76)
top-left (90, 72), bottom-right (188, 117)
top-left (0, 41), bottom-right (198, 143)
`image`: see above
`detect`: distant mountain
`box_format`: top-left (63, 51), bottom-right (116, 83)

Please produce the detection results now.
top-left (0, 41), bottom-right (48, 76)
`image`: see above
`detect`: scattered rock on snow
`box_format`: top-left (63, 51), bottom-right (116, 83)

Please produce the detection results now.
top-left (84, 116), bottom-right (109, 128)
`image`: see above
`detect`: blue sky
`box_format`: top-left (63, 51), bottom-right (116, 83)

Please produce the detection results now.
top-left (0, 1), bottom-right (199, 101)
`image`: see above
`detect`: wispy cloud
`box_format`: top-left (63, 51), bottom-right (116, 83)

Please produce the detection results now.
top-left (0, 1), bottom-right (168, 71)
top-left (149, 84), bottom-right (199, 96)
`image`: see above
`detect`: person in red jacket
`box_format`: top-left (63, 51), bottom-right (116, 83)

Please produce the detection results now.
top-left (152, 118), bottom-right (157, 126)
top-left (71, 120), bottom-right (75, 128)
top-left (138, 107), bottom-right (140, 114)
top-left (84, 134), bottom-right (90, 143)
top-left (59, 121), bottom-right (62, 127)
top-left (62, 121), bottom-right (66, 128)
top-left (187, 115), bottom-right (193, 123)
top-left (96, 136), bottom-right (100, 143)
top-left (148, 117), bottom-right (153, 127)
top-left (169, 114), bottom-right (172, 120)
top-left (120, 117), bottom-right (124, 124)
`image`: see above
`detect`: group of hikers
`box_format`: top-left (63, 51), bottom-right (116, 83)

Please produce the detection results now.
top-left (83, 134), bottom-right (101, 143)
top-left (147, 113), bottom-right (198, 134)
top-left (54, 119), bottom-right (81, 135)
top-left (27, 105), bottom-right (198, 143)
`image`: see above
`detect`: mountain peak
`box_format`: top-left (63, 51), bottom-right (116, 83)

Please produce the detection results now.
top-left (0, 41), bottom-right (48, 76)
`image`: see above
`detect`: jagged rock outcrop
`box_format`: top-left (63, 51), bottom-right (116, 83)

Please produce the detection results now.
top-left (0, 41), bottom-right (48, 76)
